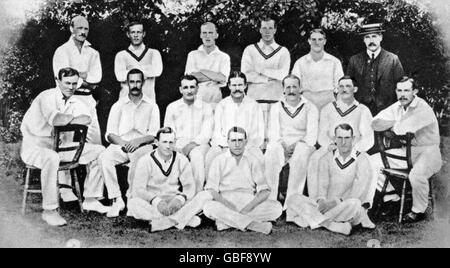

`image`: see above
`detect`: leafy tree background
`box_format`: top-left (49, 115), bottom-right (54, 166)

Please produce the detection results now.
top-left (0, 0), bottom-right (449, 143)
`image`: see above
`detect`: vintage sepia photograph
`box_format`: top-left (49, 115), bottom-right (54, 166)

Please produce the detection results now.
top-left (0, 0), bottom-right (449, 250)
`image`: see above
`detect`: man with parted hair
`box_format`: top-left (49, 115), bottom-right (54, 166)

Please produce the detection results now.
top-left (52, 15), bottom-right (102, 145)
top-left (241, 16), bottom-right (291, 101)
top-left (164, 75), bottom-right (214, 193)
top-left (127, 127), bottom-right (213, 232)
top-left (370, 76), bottom-right (442, 223)
top-left (264, 74), bottom-right (319, 214)
top-left (307, 75), bottom-right (374, 200)
top-left (203, 127), bottom-right (282, 234)
top-left (291, 28), bottom-right (344, 111)
top-left (115, 21), bottom-right (163, 100)
top-left (98, 69), bottom-right (160, 218)
top-left (185, 22), bottom-right (231, 108)
top-left (20, 67), bottom-right (108, 226)
top-left (286, 124), bottom-right (375, 235)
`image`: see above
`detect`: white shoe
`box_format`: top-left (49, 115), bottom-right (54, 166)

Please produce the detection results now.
top-left (247, 222), bottom-right (272, 234)
top-left (107, 198), bottom-right (125, 218)
top-left (361, 214), bottom-right (376, 229)
top-left (293, 216), bottom-right (309, 228)
top-left (327, 222), bottom-right (352, 236)
top-left (60, 189), bottom-right (78, 202)
top-left (175, 215), bottom-right (202, 230)
top-left (42, 210), bottom-right (67, 227)
top-left (82, 200), bottom-right (110, 214)
top-left (216, 221), bottom-right (231, 231)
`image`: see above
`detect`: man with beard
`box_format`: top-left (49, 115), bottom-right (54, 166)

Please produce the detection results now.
top-left (203, 127), bottom-right (282, 234)
top-left (128, 127), bottom-right (213, 232)
top-left (185, 22), bottom-right (231, 109)
top-left (52, 15), bottom-right (102, 145)
top-left (205, 71), bottom-right (265, 176)
top-left (264, 75), bottom-right (319, 214)
top-left (347, 23), bottom-right (404, 115)
top-left (291, 29), bottom-right (344, 111)
top-left (115, 21), bottom-right (163, 100)
top-left (307, 76), bottom-right (374, 201)
top-left (164, 75), bottom-right (214, 193)
top-left (370, 77), bottom-right (442, 223)
top-left (20, 68), bottom-right (108, 226)
top-left (98, 69), bottom-right (160, 218)
top-left (286, 124), bottom-right (375, 235)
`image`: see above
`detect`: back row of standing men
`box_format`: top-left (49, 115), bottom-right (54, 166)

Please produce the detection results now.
top-left (20, 15), bottom-right (442, 235)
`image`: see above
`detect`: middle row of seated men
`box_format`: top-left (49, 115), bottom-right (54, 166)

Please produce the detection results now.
top-left (43, 66), bottom-right (377, 235)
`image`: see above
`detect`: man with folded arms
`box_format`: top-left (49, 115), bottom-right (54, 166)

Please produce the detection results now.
top-left (127, 127), bottom-right (213, 232)
top-left (203, 127), bottom-right (282, 234)
top-left (98, 69), bottom-right (160, 218)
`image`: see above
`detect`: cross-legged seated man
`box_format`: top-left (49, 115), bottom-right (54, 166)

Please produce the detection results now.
top-left (286, 124), bottom-right (375, 235)
top-left (127, 127), bottom-right (213, 232)
top-left (20, 68), bottom-right (108, 226)
top-left (164, 75), bottom-right (213, 193)
top-left (98, 69), bottom-right (160, 218)
top-left (264, 75), bottom-right (318, 213)
top-left (203, 127), bottom-right (282, 234)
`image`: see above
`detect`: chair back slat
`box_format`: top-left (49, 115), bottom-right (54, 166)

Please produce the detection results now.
top-left (375, 131), bottom-right (414, 171)
top-left (53, 124), bottom-right (88, 164)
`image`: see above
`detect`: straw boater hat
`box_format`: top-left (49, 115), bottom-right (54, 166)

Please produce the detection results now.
top-left (358, 23), bottom-right (385, 35)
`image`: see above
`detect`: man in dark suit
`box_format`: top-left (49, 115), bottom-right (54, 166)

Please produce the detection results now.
top-left (347, 23), bottom-right (404, 115)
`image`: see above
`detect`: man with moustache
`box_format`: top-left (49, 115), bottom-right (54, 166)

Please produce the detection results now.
top-left (347, 23), bottom-right (404, 115)
top-left (287, 124), bottom-right (375, 235)
top-left (307, 76), bottom-right (374, 201)
top-left (98, 69), bottom-right (160, 218)
top-left (52, 15), bottom-right (102, 145)
top-left (241, 16), bottom-right (291, 101)
top-left (164, 75), bottom-right (214, 193)
top-left (203, 127), bottom-right (282, 234)
top-left (185, 22), bottom-right (231, 108)
top-left (291, 29), bottom-right (344, 111)
top-left (205, 71), bottom-right (265, 175)
top-left (370, 77), bottom-right (442, 223)
top-left (115, 21), bottom-right (163, 100)
top-left (20, 68), bottom-right (108, 226)
top-left (264, 75), bottom-right (319, 214)
top-left (128, 127), bottom-right (214, 232)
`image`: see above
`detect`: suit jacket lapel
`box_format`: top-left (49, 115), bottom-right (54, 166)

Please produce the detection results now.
top-left (377, 49), bottom-right (389, 81)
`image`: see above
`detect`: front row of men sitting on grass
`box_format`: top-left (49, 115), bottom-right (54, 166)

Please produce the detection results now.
top-left (20, 67), bottom-right (442, 235)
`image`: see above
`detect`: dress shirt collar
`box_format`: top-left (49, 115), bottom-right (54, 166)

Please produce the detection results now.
top-left (124, 94), bottom-right (152, 105)
top-left (305, 52), bottom-right (334, 62)
top-left (258, 40), bottom-right (280, 51)
top-left (69, 37), bottom-right (91, 49)
top-left (366, 47), bottom-right (381, 59)
top-left (155, 149), bottom-right (174, 164)
top-left (396, 95), bottom-right (419, 112)
top-left (128, 43), bottom-right (146, 52)
top-left (335, 99), bottom-right (359, 109)
top-left (180, 98), bottom-right (203, 109)
top-left (54, 87), bottom-right (76, 104)
top-left (198, 45), bottom-right (220, 55)
top-left (282, 97), bottom-right (308, 110)
top-left (226, 149), bottom-right (250, 160)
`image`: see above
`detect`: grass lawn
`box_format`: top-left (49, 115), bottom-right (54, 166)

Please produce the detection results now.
top-left (1, 139), bottom-right (449, 248)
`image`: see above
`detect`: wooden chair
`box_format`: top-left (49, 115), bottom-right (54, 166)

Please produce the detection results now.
top-left (372, 130), bottom-right (434, 223)
top-left (21, 124), bottom-right (88, 215)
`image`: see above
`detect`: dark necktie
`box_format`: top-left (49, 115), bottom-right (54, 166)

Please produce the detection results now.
top-left (371, 53), bottom-right (375, 62)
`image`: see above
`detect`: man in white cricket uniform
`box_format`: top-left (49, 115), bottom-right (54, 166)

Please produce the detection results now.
top-left (307, 76), bottom-right (374, 200)
top-left (20, 68), bottom-right (109, 226)
top-left (370, 77), bottom-right (442, 223)
top-left (203, 127), bottom-right (282, 234)
top-left (185, 22), bottom-right (230, 108)
top-left (264, 75), bottom-right (318, 212)
top-left (115, 21), bottom-right (163, 100)
top-left (291, 29), bottom-right (344, 111)
top-left (205, 71), bottom-right (265, 175)
top-left (127, 127), bottom-right (213, 232)
top-left (164, 75), bottom-right (213, 193)
top-left (98, 69), bottom-right (160, 218)
top-left (52, 15), bottom-right (102, 145)
top-left (287, 124), bottom-right (375, 235)
top-left (241, 17), bottom-right (290, 101)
